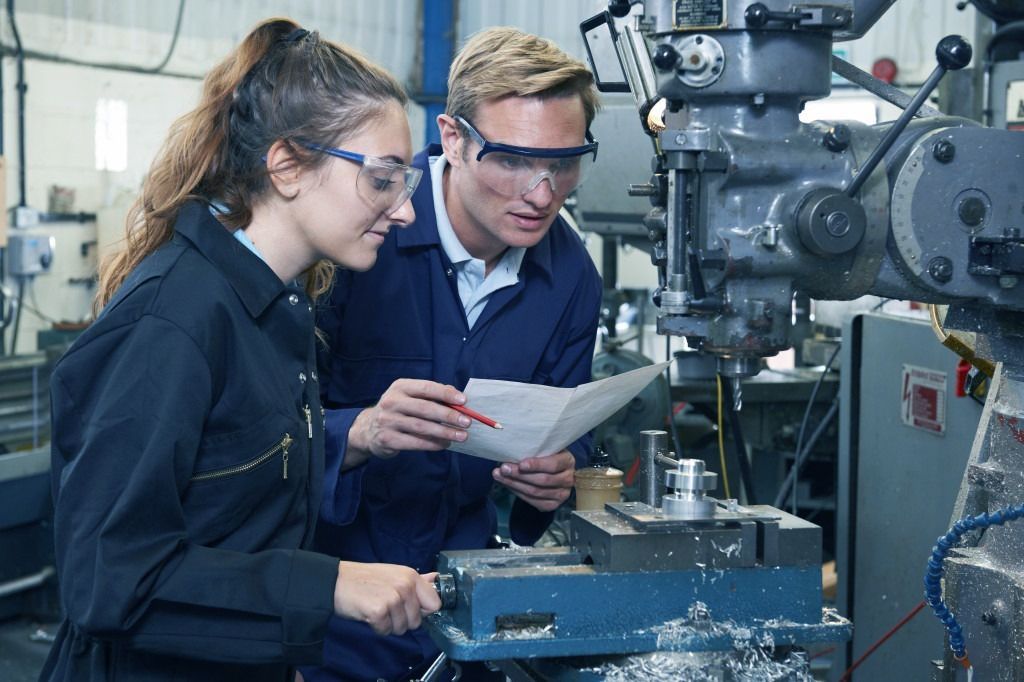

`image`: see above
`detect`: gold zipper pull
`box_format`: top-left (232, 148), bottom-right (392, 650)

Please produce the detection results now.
top-left (303, 405), bottom-right (313, 439)
top-left (282, 433), bottom-right (292, 480)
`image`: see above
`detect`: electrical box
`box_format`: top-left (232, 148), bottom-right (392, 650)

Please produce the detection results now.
top-left (7, 234), bottom-right (55, 276)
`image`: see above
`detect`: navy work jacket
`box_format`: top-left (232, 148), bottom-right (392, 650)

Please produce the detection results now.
top-left (307, 146), bottom-right (602, 681)
top-left (41, 202), bottom-right (338, 682)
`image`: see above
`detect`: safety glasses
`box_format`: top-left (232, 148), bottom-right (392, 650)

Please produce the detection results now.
top-left (300, 142), bottom-right (422, 216)
top-left (455, 116), bottom-right (598, 199)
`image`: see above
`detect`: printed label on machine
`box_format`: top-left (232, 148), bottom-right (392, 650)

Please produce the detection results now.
top-left (674, 0), bottom-right (726, 29)
top-left (901, 365), bottom-right (947, 435)
top-left (1007, 80), bottom-right (1024, 131)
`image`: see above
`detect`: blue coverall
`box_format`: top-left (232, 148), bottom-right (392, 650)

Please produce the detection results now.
top-left (42, 202), bottom-right (338, 681)
top-left (307, 146), bottom-right (603, 681)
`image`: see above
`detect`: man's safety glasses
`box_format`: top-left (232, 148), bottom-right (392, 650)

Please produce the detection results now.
top-left (455, 116), bottom-right (598, 199)
top-left (301, 142), bottom-right (422, 216)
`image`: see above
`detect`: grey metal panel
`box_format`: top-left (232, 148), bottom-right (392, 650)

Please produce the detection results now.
top-left (835, 312), bottom-right (981, 680)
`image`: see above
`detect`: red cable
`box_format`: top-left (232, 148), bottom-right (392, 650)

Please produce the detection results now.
top-left (839, 600), bottom-right (926, 681)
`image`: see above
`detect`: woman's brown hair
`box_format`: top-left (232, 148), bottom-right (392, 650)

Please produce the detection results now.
top-left (96, 18), bottom-right (407, 311)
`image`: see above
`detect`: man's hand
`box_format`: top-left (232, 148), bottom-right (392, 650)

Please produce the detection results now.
top-left (492, 450), bottom-right (576, 512)
top-left (333, 561), bottom-right (442, 636)
top-left (346, 379), bottom-right (471, 467)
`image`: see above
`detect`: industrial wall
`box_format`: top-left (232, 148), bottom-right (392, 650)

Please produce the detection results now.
top-left (0, 1), bottom-right (979, 354)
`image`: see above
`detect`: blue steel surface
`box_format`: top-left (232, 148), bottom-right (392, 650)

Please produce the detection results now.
top-left (454, 565), bottom-right (823, 639)
top-left (426, 608), bottom-right (851, 661)
top-left (426, 554), bottom-right (851, 661)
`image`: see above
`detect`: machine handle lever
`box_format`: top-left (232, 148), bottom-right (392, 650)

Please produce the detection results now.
top-left (845, 35), bottom-right (972, 198)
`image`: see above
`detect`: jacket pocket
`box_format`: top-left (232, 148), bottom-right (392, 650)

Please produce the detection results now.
top-left (189, 433), bottom-right (293, 483)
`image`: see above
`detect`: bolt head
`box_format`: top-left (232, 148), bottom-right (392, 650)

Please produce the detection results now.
top-left (958, 197), bottom-right (986, 227)
top-left (933, 140), bottom-right (956, 163)
top-left (826, 211), bottom-right (851, 237)
top-left (928, 256), bottom-right (954, 283)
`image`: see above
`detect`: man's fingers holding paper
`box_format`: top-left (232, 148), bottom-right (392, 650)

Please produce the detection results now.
top-left (492, 450), bottom-right (576, 512)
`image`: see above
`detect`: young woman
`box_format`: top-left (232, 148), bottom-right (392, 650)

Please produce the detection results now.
top-left (40, 18), bottom-right (441, 682)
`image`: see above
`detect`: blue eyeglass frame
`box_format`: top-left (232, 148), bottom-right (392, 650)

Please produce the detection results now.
top-left (454, 116), bottom-right (599, 162)
top-left (299, 142), bottom-right (410, 172)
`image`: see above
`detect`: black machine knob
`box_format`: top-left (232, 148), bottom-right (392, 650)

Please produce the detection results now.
top-left (653, 43), bottom-right (680, 71)
top-left (744, 2), bottom-right (807, 28)
top-left (744, 2), bottom-right (771, 27)
top-left (936, 35), bottom-right (973, 71)
top-left (608, 0), bottom-right (632, 18)
top-left (846, 35), bottom-right (973, 198)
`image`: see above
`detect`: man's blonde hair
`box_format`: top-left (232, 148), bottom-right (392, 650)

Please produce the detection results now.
top-left (446, 27), bottom-right (599, 128)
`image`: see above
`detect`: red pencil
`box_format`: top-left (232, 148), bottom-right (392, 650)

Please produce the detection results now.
top-left (448, 403), bottom-right (503, 430)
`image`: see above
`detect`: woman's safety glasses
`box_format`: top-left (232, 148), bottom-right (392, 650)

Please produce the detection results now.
top-left (301, 142), bottom-right (422, 216)
top-left (455, 116), bottom-right (598, 199)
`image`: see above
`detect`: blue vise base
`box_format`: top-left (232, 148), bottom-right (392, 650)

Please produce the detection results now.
top-left (426, 503), bottom-right (851, 661)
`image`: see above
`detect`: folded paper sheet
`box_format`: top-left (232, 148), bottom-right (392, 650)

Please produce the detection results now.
top-left (448, 361), bottom-right (671, 463)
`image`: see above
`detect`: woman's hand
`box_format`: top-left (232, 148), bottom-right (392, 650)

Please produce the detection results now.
top-left (333, 561), bottom-right (442, 635)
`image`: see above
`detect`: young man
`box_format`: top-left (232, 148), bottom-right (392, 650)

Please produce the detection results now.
top-left (307, 27), bottom-right (603, 682)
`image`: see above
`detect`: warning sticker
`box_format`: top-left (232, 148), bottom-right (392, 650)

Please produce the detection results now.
top-left (1006, 80), bottom-right (1024, 131)
top-left (901, 365), bottom-right (946, 435)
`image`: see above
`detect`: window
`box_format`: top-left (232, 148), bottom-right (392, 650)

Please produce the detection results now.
top-left (95, 98), bottom-right (128, 172)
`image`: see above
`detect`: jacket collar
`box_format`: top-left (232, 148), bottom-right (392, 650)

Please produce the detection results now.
top-left (174, 201), bottom-right (289, 318)
top-left (396, 144), bottom-right (553, 279)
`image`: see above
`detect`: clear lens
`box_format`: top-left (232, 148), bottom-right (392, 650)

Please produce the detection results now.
top-left (474, 150), bottom-right (595, 199)
top-left (355, 157), bottom-right (422, 215)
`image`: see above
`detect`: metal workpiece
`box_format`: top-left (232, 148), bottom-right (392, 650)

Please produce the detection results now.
top-left (638, 429), bottom-right (669, 506)
top-left (662, 458), bottom-right (718, 518)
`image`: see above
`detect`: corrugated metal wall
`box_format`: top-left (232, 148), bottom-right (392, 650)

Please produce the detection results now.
top-left (458, 0), bottom-right (605, 60)
top-left (18, 0), bottom-right (421, 82)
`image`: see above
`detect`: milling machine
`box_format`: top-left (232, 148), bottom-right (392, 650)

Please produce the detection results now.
top-left (425, 1), bottom-right (1024, 679)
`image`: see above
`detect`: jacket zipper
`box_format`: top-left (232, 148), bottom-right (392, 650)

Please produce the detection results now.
top-left (190, 433), bottom-right (293, 483)
top-left (303, 404), bottom-right (313, 439)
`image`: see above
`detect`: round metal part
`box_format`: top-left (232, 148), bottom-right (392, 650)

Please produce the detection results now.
top-left (933, 139), bottom-right (956, 163)
top-left (662, 494), bottom-right (717, 518)
top-left (958, 197), bottom-right (985, 226)
top-left (663, 458), bottom-right (718, 519)
top-left (672, 34), bottom-right (725, 89)
top-left (823, 124), bottom-right (852, 152)
top-left (928, 256), bottom-right (954, 283)
top-left (796, 188), bottom-right (867, 256)
top-left (716, 355), bottom-right (762, 378)
top-left (955, 191), bottom-right (989, 230)
top-left (659, 289), bottom-right (690, 314)
top-left (434, 573), bottom-right (457, 610)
